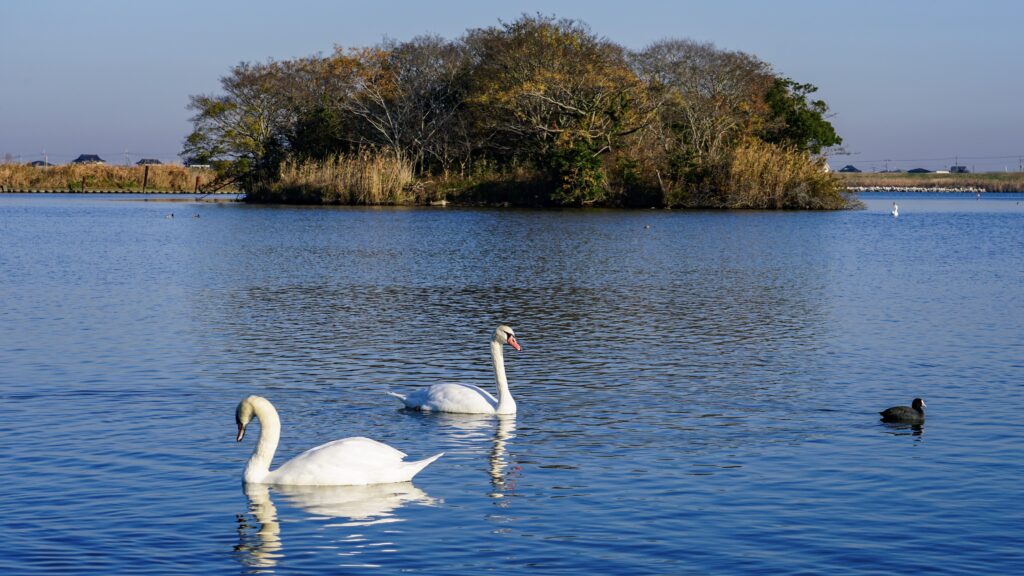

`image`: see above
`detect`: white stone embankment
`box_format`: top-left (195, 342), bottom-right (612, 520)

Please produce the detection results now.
top-left (846, 186), bottom-right (986, 193)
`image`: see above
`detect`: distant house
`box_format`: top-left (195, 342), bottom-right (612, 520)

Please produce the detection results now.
top-left (29, 160), bottom-right (55, 167)
top-left (71, 154), bottom-right (105, 165)
top-left (838, 165), bottom-right (861, 173)
top-left (136, 158), bottom-right (162, 165)
top-left (950, 165), bottom-right (969, 173)
top-left (907, 168), bottom-right (931, 174)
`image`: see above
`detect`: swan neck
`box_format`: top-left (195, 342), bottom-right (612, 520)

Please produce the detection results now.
top-left (492, 340), bottom-right (515, 414)
top-left (245, 399), bottom-right (280, 483)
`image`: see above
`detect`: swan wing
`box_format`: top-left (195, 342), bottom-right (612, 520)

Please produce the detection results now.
top-left (403, 383), bottom-right (497, 413)
top-left (268, 437), bottom-right (438, 486)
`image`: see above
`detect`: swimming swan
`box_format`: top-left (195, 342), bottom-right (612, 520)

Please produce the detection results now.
top-left (387, 325), bottom-right (522, 414)
top-left (235, 395), bottom-right (443, 485)
top-left (891, 202), bottom-right (899, 217)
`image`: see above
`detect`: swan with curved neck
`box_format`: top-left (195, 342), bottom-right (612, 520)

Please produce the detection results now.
top-left (388, 325), bottom-right (521, 414)
top-left (235, 395), bottom-right (443, 485)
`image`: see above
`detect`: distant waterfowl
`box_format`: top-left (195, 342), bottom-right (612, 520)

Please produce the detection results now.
top-left (891, 202), bottom-right (899, 218)
top-left (165, 213), bottom-right (174, 219)
top-left (192, 213), bottom-right (200, 218)
top-left (880, 398), bottom-right (926, 423)
top-left (235, 395), bottom-right (443, 485)
top-left (387, 325), bottom-right (521, 414)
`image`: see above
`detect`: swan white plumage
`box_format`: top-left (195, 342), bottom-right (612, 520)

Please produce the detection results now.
top-left (387, 325), bottom-right (522, 414)
top-left (891, 202), bottom-right (899, 217)
top-left (235, 395), bottom-right (443, 485)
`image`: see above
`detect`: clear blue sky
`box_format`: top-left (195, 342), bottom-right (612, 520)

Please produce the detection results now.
top-left (2, 0), bottom-right (1022, 171)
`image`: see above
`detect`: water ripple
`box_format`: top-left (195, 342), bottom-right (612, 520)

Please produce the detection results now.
top-left (1, 194), bottom-right (1022, 573)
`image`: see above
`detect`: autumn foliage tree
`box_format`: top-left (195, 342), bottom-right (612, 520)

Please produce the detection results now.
top-left (463, 16), bottom-right (655, 204)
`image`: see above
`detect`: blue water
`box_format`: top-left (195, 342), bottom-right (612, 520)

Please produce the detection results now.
top-left (1, 192), bottom-right (1022, 574)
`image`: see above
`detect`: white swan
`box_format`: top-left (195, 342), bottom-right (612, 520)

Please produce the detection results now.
top-left (387, 325), bottom-right (522, 414)
top-left (891, 202), bottom-right (899, 217)
top-left (235, 395), bottom-right (443, 485)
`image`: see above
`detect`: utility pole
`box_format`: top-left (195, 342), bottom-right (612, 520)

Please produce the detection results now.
top-left (43, 149), bottom-right (47, 166)
top-left (124, 149), bottom-right (129, 166)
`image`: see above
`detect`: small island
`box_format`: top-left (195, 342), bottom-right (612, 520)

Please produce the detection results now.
top-left (183, 15), bottom-right (854, 210)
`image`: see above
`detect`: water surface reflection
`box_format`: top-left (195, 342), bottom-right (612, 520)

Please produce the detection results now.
top-left (236, 482), bottom-right (436, 572)
top-left (3, 194), bottom-right (1023, 574)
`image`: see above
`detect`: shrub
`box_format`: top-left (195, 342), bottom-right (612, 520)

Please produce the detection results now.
top-left (547, 142), bottom-right (607, 206)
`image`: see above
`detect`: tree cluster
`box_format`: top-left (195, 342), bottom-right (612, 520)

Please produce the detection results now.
top-left (184, 15), bottom-right (844, 207)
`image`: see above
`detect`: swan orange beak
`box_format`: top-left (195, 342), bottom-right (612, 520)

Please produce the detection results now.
top-left (236, 423), bottom-right (246, 442)
top-left (507, 335), bottom-right (521, 351)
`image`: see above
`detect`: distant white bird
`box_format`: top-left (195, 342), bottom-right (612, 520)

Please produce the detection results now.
top-left (235, 395), bottom-right (443, 485)
top-left (891, 202), bottom-right (899, 218)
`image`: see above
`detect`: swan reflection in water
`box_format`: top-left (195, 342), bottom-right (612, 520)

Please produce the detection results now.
top-left (427, 413), bottom-right (520, 500)
top-left (235, 482), bottom-right (436, 570)
top-left (488, 415), bottom-right (520, 500)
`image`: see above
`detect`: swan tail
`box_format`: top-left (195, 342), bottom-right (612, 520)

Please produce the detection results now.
top-left (404, 452), bottom-right (444, 480)
top-left (386, 391), bottom-right (407, 403)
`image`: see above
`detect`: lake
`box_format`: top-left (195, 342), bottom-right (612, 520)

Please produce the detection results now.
top-left (1, 192), bottom-right (1022, 574)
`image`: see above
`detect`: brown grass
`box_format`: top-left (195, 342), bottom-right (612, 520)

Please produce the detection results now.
top-left (836, 171), bottom-right (1024, 192)
top-left (717, 140), bottom-right (858, 209)
top-left (0, 163), bottom-right (226, 192)
top-left (254, 152), bottom-right (416, 204)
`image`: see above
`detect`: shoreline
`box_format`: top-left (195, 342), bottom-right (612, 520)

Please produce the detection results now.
top-left (0, 188), bottom-right (238, 195)
top-left (835, 172), bottom-right (1024, 193)
top-left (846, 185), bottom-right (994, 193)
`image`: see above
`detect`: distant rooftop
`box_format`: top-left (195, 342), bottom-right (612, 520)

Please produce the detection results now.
top-left (71, 154), bottom-right (105, 164)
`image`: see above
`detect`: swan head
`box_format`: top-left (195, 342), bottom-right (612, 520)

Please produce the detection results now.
top-left (494, 325), bottom-right (521, 351)
top-left (235, 395), bottom-right (263, 442)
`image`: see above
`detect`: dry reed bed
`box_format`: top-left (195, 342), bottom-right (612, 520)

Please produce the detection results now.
top-left (264, 153), bottom-right (416, 204)
top-left (721, 140), bottom-right (855, 209)
top-left (0, 164), bottom-right (223, 191)
top-left (836, 172), bottom-right (1024, 192)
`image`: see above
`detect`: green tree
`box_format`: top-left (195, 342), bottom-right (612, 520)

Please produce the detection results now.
top-left (760, 78), bottom-right (842, 154)
top-left (183, 61), bottom-right (292, 186)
